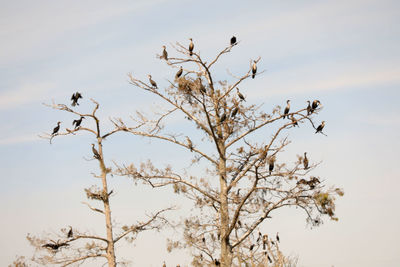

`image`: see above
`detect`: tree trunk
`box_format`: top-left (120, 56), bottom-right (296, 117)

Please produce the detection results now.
top-left (98, 140), bottom-right (117, 267)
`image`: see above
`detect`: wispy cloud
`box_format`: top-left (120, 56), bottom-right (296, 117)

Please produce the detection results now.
top-left (0, 133), bottom-right (38, 146)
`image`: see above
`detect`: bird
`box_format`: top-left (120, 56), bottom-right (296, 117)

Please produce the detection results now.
top-left (202, 236), bottom-right (206, 244)
top-left (269, 159), bottom-right (274, 175)
top-left (162, 45), bottom-right (168, 60)
top-left (315, 121), bottom-right (325, 134)
top-left (91, 144), bottom-right (101, 159)
top-left (256, 231), bottom-right (262, 243)
top-left (72, 117), bottom-right (84, 129)
top-left (276, 232), bottom-right (280, 243)
top-left (52, 122), bottom-right (61, 136)
top-left (290, 114), bottom-right (298, 127)
top-left (249, 244), bottom-right (254, 251)
top-left (307, 101), bottom-right (312, 115)
top-left (267, 254), bottom-right (272, 263)
top-left (236, 88), bottom-right (245, 101)
top-left (252, 60), bottom-right (257, 79)
top-left (220, 113), bottom-right (227, 124)
top-left (186, 136), bottom-right (193, 152)
top-left (189, 38), bottom-right (194, 56)
top-left (197, 78), bottom-right (206, 94)
top-left (230, 36), bottom-right (237, 46)
top-left (175, 66), bottom-right (183, 79)
top-left (67, 226), bottom-right (73, 238)
top-left (311, 100), bottom-right (320, 112)
top-left (303, 152), bottom-right (309, 170)
top-left (214, 259), bottom-right (220, 266)
top-left (262, 234), bottom-right (268, 250)
top-left (148, 75), bottom-right (157, 88)
top-left (231, 106), bottom-right (239, 118)
top-left (283, 100), bottom-right (290, 119)
top-left (71, 92), bottom-right (82, 106)
top-left (42, 241), bottom-right (69, 251)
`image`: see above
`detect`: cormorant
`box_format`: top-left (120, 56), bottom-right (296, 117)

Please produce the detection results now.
top-left (197, 78), bottom-right (206, 94)
top-left (202, 236), bottom-right (206, 244)
top-left (71, 92), bottom-right (82, 106)
top-left (276, 232), bottom-right (280, 243)
top-left (91, 144), bottom-right (101, 159)
top-left (231, 107), bottom-right (239, 118)
top-left (42, 241), bottom-right (69, 251)
top-left (303, 152), bottom-right (309, 170)
top-left (236, 88), bottom-right (245, 101)
top-left (214, 259), bottom-right (220, 266)
top-left (67, 226), bottom-right (73, 238)
top-left (175, 66), bottom-right (183, 79)
top-left (283, 100), bottom-right (290, 119)
top-left (315, 121), bottom-right (325, 134)
top-left (186, 136), bottom-right (193, 152)
top-left (52, 121), bottom-right (61, 136)
top-left (162, 45), bottom-right (168, 60)
top-left (290, 114), bottom-right (298, 127)
top-left (148, 75), bottom-right (157, 88)
top-left (189, 38), bottom-right (194, 56)
top-left (220, 113), bottom-right (227, 124)
top-left (252, 60), bottom-right (257, 79)
top-left (307, 101), bottom-right (312, 115)
top-left (256, 231), bottom-right (262, 243)
top-left (267, 254), bottom-right (272, 263)
top-left (249, 244), bottom-right (254, 251)
top-left (311, 100), bottom-right (320, 111)
top-left (230, 36), bottom-right (237, 46)
top-left (262, 234), bottom-right (268, 250)
top-left (269, 159), bottom-right (274, 175)
top-left (72, 117), bottom-right (84, 129)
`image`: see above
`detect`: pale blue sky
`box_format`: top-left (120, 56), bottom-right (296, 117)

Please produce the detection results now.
top-left (1, 0), bottom-right (400, 266)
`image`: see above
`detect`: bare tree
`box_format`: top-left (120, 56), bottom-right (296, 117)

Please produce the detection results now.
top-left (24, 99), bottom-right (172, 266)
top-left (115, 39), bottom-right (344, 266)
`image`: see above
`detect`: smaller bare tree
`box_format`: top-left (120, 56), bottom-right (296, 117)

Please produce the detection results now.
top-left (23, 98), bottom-right (172, 266)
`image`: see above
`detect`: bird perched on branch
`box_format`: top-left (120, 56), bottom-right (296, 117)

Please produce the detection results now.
top-left (231, 106), bottom-right (239, 118)
top-left (72, 117), bottom-right (84, 129)
top-left (175, 66), bottom-right (183, 79)
top-left (91, 144), bottom-right (101, 159)
top-left (303, 152), bottom-right (309, 170)
top-left (186, 136), bottom-right (193, 152)
top-left (71, 92), bottom-right (82, 106)
top-left (283, 100), bottom-right (290, 119)
top-left (290, 114), bottom-right (298, 127)
top-left (252, 60), bottom-right (257, 79)
top-left (315, 121), bottom-right (325, 134)
top-left (268, 157), bottom-right (275, 175)
top-left (219, 113), bottom-right (227, 124)
top-left (262, 234), bottom-right (268, 250)
top-left (236, 88), bottom-right (245, 101)
top-left (276, 232), bottom-right (280, 243)
top-left (42, 241), bottom-right (69, 251)
top-left (230, 36), bottom-right (237, 46)
top-left (307, 100), bottom-right (312, 115)
top-left (148, 75), bottom-right (157, 89)
top-left (189, 38), bottom-right (194, 56)
top-left (311, 100), bottom-right (320, 112)
top-left (52, 121), bottom-right (61, 136)
top-left (67, 226), bottom-right (73, 238)
top-left (162, 45), bottom-right (168, 60)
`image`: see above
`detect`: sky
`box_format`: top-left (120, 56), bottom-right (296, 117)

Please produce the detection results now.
top-left (1, 0), bottom-right (400, 266)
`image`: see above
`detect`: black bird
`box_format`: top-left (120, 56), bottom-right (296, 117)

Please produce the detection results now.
top-left (72, 117), bottom-right (84, 129)
top-left (67, 226), bottom-right (73, 238)
top-left (189, 38), bottom-right (194, 56)
top-left (251, 60), bottom-right (257, 79)
top-left (249, 244), bottom-right (254, 251)
top-left (315, 121), bottom-right (325, 134)
top-left (276, 232), bottom-right (280, 243)
top-left (230, 36), bottom-right (237, 46)
top-left (236, 88), bottom-right (245, 101)
top-left (231, 106), bottom-right (239, 118)
top-left (52, 121), bottom-right (61, 136)
top-left (71, 92), bottom-right (82, 106)
top-left (91, 144), bottom-right (101, 159)
top-left (214, 259), bottom-right (220, 266)
top-left (283, 100), bottom-right (290, 119)
top-left (311, 100), bottom-right (320, 111)
top-left (256, 231), bottom-right (262, 243)
top-left (262, 234), bottom-right (268, 250)
top-left (202, 236), bottom-right (206, 244)
top-left (175, 66), bottom-right (183, 79)
top-left (162, 45), bottom-right (168, 60)
top-left (269, 159), bottom-right (274, 175)
top-left (148, 75), bottom-right (157, 88)
top-left (267, 254), bottom-right (272, 263)
top-left (42, 241), bottom-right (69, 251)
top-left (303, 152), bottom-right (309, 170)
top-left (220, 113), bottom-right (227, 124)
top-left (307, 100), bottom-right (312, 115)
